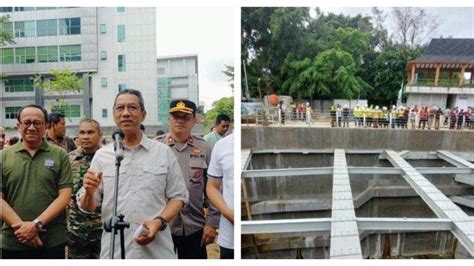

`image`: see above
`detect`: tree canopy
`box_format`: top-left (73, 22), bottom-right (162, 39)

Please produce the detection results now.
top-left (242, 7), bottom-right (434, 106)
top-left (203, 97), bottom-right (233, 133)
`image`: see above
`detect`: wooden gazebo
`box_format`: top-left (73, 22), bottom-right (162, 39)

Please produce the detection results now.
top-left (407, 38), bottom-right (474, 87)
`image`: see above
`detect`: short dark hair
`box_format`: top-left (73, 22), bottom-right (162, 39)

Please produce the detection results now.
top-left (79, 118), bottom-right (101, 133)
top-left (9, 136), bottom-right (19, 145)
top-left (113, 89), bottom-right (145, 111)
top-left (140, 124), bottom-right (145, 131)
top-left (48, 112), bottom-right (65, 125)
top-left (17, 104), bottom-right (49, 123)
top-left (215, 114), bottom-right (231, 125)
top-left (155, 130), bottom-right (165, 136)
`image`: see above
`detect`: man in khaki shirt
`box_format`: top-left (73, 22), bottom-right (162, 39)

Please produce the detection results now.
top-left (78, 89), bottom-right (188, 259)
top-left (156, 99), bottom-right (220, 259)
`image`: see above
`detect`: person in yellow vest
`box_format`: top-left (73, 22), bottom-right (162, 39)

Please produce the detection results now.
top-left (330, 104), bottom-right (337, 127)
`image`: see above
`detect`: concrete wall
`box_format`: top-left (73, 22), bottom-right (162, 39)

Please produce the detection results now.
top-left (406, 93), bottom-right (447, 108)
top-left (242, 127), bottom-right (474, 152)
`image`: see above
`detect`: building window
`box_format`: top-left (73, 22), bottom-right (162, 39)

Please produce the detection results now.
top-left (0, 21), bottom-right (13, 37)
top-left (100, 24), bottom-right (106, 34)
top-left (14, 21), bottom-right (36, 37)
top-left (37, 46), bottom-right (58, 63)
top-left (51, 105), bottom-right (81, 118)
top-left (117, 7), bottom-right (125, 13)
top-left (15, 47), bottom-right (36, 64)
top-left (59, 17), bottom-right (81, 35)
top-left (102, 109), bottom-right (108, 118)
top-left (4, 79), bottom-right (34, 92)
top-left (0, 7), bottom-right (13, 12)
top-left (60, 45), bottom-right (81, 62)
top-left (101, 78), bottom-right (107, 87)
top-left (118, 54), bottom-right (126, 72)
top-left (157, 68), bottom-right (165, 75)
top-left (117, 24), bottom-right (125, 42)
top-left (14, 7), bottom-right (35, 12)
top-left (118, 84), bottom-right (127, 92)
top-left (36, 19), bottom-right (57, 36)
top-left (100, 51), bottom-right (107, 60)
top-left (0, 48), bottom-right (14, 64)
top-left (5, 107), bottom-right (22, 119)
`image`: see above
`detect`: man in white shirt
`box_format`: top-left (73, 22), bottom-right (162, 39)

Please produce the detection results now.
top-left (206, 134), bottom-right (234, 259)
top-left (78, 89), bottom-right (188, 259)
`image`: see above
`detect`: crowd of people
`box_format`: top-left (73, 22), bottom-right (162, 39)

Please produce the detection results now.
top-left (329, 104), bottom-right (474, 130)
top-left (1, 90), bottom-right (234, 259)
top-left (270, 101), bottom-right (474, 130)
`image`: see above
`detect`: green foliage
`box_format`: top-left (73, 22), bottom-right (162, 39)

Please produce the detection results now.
top-left (242, 7), bottom-right (429, 106)
top-left (33, 69), bottom-right (89, 113)
top-left (363, 45), bottom-right (424, 106)
top-left (0, 15), bottom-right (15, 45)
top-left (222, 65), bottom-right (234, 91)
top-left (203, 97), bottom-right (233, 132)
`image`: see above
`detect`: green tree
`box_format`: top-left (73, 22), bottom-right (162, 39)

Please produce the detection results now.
top-left (365, 45), bottom-right (423, 106)
top-left (203, 97), bottom-right (233, 132)
top-left (222, 64), bottom-right (234, 92)
top-left (33, 69), bottom-right (89, 114)
top-left (241, 7), bottom-right (430, 105)
top-left (0, 15), bottom-right (15, 45)
top-left (1, 15), bottom-right (15, 81)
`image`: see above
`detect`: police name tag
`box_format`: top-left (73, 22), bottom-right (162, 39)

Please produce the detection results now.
top-left (45, 159), bottom-right (55, 167)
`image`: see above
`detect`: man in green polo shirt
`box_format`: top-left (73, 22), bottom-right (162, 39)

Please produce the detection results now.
top-left (1, 104), bottom-right (72, 259)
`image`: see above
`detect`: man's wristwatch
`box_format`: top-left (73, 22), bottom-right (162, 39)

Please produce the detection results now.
top-left (155, 216), bottom-right (168, 231)
top-left (33, 218), bottom-right (43, 230)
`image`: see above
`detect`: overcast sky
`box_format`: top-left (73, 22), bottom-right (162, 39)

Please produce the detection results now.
top-left (155, 8), bottom-right (234, 111)
top-left (315, 7), bottom-right (474, 39)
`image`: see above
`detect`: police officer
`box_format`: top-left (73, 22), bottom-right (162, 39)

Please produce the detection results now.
top-left (67, 119), bottom-right (103, 259)
top-left (156, 100), bottom-right (219, 259)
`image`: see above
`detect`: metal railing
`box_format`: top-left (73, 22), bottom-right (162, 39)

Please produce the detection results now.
top-left (411, 79), bottom-right (474, 88)
top-left (245, 109), bottom-right (474, 130)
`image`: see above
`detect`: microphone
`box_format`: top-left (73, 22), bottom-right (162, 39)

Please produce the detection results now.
top-left (112, 129), bottom-right (124, 161)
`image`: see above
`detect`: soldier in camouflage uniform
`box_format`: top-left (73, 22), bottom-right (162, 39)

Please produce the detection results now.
top-left (67, 119), bottom-right (103, 259)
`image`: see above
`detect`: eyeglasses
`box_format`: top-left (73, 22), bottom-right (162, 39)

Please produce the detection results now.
top-left (113, 105), bottom-right (141, 113)
top-left (171, 113), bottom-right (193, 122)
top-left (19, 120), bottom-right (45, 128)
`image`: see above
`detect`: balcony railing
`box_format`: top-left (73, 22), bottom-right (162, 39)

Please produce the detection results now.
top-left (411, 79), bottom-right (474, 88)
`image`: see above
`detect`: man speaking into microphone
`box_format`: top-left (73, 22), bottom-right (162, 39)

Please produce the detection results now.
top-left (77, 89), bottom-right (188, 259)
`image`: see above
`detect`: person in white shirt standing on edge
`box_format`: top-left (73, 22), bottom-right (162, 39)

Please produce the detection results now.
top-left (206, 133), bottom-right (234, 259)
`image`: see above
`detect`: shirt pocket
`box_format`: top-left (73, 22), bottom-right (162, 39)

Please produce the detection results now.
top-left (188, 157), bottom-right (207, 184)
top-left (139, 164), bottom-right (168, 194)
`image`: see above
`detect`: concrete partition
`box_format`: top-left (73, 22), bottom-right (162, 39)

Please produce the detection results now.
top-left (242, 127), bottom-right (474, 151)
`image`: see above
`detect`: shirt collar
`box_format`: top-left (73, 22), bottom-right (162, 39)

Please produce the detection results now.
top-left (138, 133), bottom-right (152, 151)
top-left (14, 138), bottom-right (50, 153)
top-left (166, 133), bottom-right (194, 146)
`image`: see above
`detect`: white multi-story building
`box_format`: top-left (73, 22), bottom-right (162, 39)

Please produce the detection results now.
top-left (0, 7), bottom-right (157, 130)
top-left (157, 54), bottom-right (199, 125)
